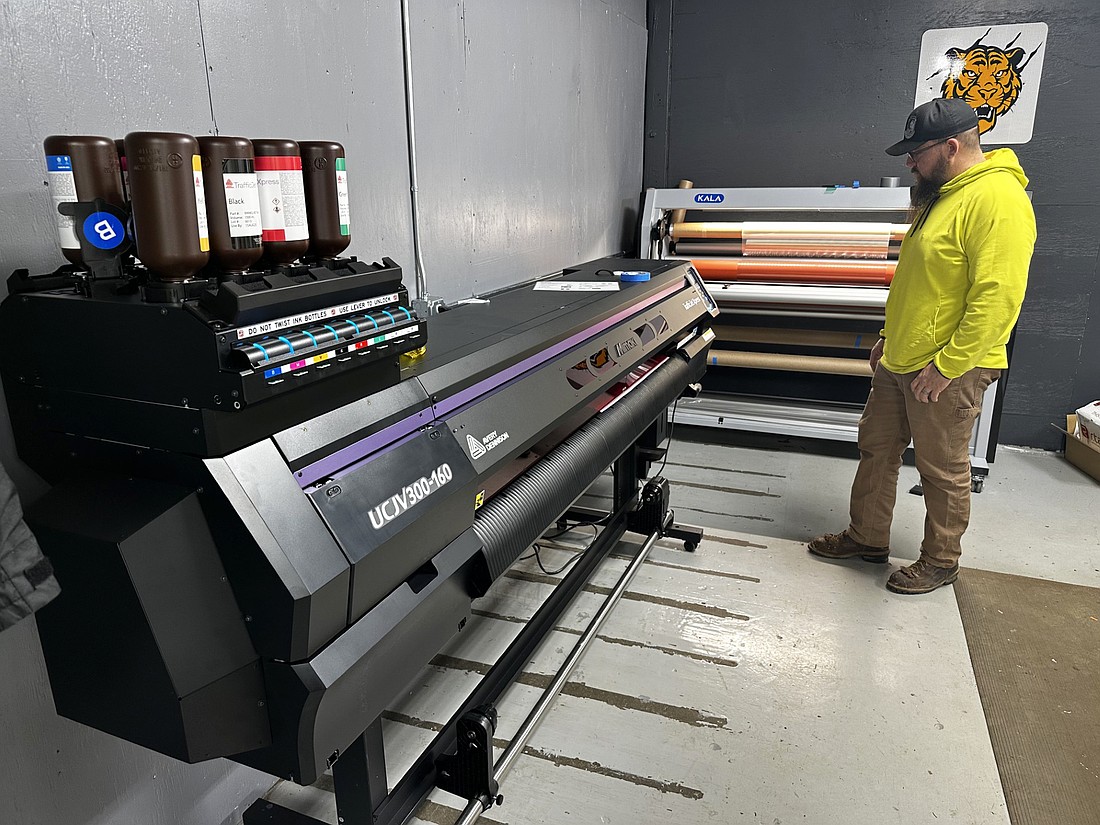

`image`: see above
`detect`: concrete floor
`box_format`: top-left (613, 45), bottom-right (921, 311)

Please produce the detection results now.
top-left (266, 435), bottom-right (1098, 824)
top-left (661, 433), bottom-right (1100, 588)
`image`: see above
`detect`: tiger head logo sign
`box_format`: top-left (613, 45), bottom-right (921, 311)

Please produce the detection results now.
top-left (935, 28), bottom-right (1043, 135)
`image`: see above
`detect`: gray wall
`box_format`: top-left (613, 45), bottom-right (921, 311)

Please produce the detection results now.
top-left (645, 0), bottom-right (1100, 449)
top-left (0, 1), bottom-right (647, 824)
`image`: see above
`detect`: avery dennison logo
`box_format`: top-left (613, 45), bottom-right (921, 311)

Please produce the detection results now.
top-left (466, 434), bottom-right (486, 459)
top-left (466, 429), bottom-right (509, 460)
top-left (694, 193), bottom-right (724, 203)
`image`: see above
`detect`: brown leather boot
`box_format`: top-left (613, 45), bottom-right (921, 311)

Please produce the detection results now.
top-left (886, 559), bottom-right (959, 594)
top-left (807, 530), bottom-right (890, 563)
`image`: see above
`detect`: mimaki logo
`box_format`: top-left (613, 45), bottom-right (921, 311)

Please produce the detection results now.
top-left (694, 193), bottom-right (724, 204)
top-left (614, 337), bottom-right (639, 359)
top-left (466, 429), bottom-right (510, 460)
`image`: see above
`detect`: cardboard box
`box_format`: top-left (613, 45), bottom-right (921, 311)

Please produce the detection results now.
top-left (1075, 401), bottom-right (1100, 447)
top-left (1061, 414), bottom-right (1100, 482)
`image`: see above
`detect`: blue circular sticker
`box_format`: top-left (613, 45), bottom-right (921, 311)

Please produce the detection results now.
top-left (82, 212), bottom-right (126, 250)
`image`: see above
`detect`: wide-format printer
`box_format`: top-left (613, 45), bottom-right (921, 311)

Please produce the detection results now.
top-left (0, 252), bottom-right (716, 821)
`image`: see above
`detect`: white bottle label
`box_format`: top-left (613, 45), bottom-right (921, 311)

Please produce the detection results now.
top-left (45, 154), bottom-right (78, 250)
top-left (192, 156), bottom-right (209, 252)
top-left (278, 168), bottom-right (308, 242)
top-left (255, 156), bottom-right (308, 243)
top-left (335, 157), bottom-right (351, 236)
top-left (222, 171), bottom-right (262, 237)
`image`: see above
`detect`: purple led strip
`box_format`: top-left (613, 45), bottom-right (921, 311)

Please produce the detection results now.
top-left (296, 278), bottom-right (685, 488)
top-left (296, 408), bottom-right (432, 487)
top-left (433, 279), bottom-right (683, 419)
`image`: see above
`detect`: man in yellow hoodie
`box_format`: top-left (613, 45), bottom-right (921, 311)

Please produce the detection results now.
top-left (808, 98), bottom-right (1036, 594)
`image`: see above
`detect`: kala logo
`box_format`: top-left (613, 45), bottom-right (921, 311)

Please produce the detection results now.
top-left (694, 193), bottom-right (724, 204)
top-left (466, 434), bottom-right (486, 460)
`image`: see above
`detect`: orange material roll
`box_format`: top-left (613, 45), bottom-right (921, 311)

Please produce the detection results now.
top-left (712, 325), bottom-right (875, 350)
top-left (672, 221), bottom-right (909, 242)
top-left (692, 257), bottom-right (895, 285)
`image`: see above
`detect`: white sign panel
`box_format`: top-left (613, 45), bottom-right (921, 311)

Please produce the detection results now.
top-left (915, 23), bottom-right (1047, 145)
top-left (533, 281), bottom-right (620, 292)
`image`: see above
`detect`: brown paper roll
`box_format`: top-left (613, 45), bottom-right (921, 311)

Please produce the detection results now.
top-left (709, 350), bottom-right (872, 376)
top-left (669, 179), bottom-right (694, 226)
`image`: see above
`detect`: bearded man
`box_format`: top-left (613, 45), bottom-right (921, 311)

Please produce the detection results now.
top-left (807, 98), bottom-right (1036, 594)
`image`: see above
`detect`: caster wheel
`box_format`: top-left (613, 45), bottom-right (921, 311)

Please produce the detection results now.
top-left (971, 476), bottom-right (985, 493)
top-left (684, 541), bottom-right (698, 552)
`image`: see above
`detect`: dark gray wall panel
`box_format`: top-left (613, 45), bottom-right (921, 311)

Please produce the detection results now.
top-left (1070, 252), bottom-right (1100, 425)
top-left (646, 0), bottom-right (1100, 447)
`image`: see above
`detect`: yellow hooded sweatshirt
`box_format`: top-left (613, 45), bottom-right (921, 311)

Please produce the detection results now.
top-left (879, 147), bottom-right (1036, 379)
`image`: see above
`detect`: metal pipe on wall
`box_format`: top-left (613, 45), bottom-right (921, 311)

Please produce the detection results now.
top-left (401, 0), bottom-right (428, 300)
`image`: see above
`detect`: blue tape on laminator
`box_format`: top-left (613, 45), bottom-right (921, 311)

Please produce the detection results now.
top-left (617, 270), bottom-right (651, 282)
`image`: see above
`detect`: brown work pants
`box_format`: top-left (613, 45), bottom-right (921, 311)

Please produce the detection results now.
top-left (847, 365), bottom-right (999, 568)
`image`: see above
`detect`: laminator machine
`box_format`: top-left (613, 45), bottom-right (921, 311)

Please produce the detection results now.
top-left (640, 185), bottom-right (1010, 488)
top-left (0, 253), bottom-right (716, 823)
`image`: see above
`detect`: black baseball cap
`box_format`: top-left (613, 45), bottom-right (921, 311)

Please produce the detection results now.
top-left (885, 98), bottom-right (979, 156)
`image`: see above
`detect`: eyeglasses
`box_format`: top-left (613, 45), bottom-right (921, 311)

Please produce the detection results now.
top-left (907, 136), bottom-right (954, 160)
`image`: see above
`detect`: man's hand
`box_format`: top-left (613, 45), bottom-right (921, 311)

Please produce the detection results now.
top-left (869, 338), bottom-right (884, 372)
top-left (910, 362), bottom-right (952, 403)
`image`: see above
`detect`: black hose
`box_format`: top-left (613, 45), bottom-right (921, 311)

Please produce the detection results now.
top-left (472, 353), bottom-right (694, 581)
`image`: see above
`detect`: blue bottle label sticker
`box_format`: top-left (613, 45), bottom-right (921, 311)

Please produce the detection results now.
top-left (45, 154), bottom-right (78, 249)
top-left (45, 154), bottom-right (73, 172)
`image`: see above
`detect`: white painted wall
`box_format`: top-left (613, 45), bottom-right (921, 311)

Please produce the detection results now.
top-left (0, 1), bottom-right (648, 823)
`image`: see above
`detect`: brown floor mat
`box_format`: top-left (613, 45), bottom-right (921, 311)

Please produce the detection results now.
top-left (955, 568), bottom-right (1100, 825)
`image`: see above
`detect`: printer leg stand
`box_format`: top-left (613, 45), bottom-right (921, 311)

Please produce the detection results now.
top-left (626, 476), bottom-right (705, 552)
top-left (332, 719), bottom-right (388, 825)
top-left (242, 720), bottom-right (388, 825)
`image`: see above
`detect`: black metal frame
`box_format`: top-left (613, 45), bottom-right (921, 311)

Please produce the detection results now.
top-left (245, 445), bottom-right (650, 825)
